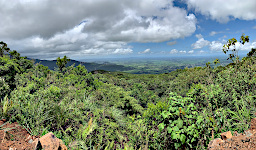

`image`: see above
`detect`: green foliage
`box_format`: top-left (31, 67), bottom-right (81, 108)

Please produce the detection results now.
top-left (0, 41), bottom-right (10, 57)
top-left (1, 38), bottom-right (256, 149)
top-left (168, 66), bottom-right (209, 96)
top-left (2, 96), bottom-right (13, 117)
top-left (225, 96), bottom-right (255, 133)
top-left (213, 58), bottom-right (220, 65)
top-left (222, 34), bottom-right (249, 63)
top-left (206, 62), bottom-right (211, 69)
top-left (0, 50), bottom-right (33, 99)
top-left (0, 77), bottom-right (10, 99)
top-left (247, 48), bottom-right (256, 57)
top-left (9, 50), bottom-right (21, 60)
top-left (56, 55), bottom-right (70, 73)
top-left (144, 92), bottom-right (218, 149)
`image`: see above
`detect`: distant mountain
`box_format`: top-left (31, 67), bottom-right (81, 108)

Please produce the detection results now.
top-left (29, 58), bottom-right (135, 72)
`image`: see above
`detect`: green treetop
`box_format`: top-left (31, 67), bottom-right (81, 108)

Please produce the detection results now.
top-left (56, 55), bottom-right (70, 73)
top-left (0, 41), bottom-right (10, 57)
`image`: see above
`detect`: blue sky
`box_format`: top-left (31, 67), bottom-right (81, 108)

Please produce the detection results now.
top-left (0, 0), bottom-right (256, 60)
top-left (131, 18), bottom-right (256, 57)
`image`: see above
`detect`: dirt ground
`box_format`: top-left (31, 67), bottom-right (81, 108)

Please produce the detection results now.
top-left (2, 118), bottom-right (256, 150)
top-left (208, 118), bottom-right (256, 150)
top-left (0, 119), bottom-right (38, 150)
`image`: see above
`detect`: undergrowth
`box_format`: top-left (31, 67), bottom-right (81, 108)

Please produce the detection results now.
top-left (1, 35), bottom-right (256, 149)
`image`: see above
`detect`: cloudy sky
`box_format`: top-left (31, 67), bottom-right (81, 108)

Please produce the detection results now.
top-left (1, 0), bottom-right (256, 60)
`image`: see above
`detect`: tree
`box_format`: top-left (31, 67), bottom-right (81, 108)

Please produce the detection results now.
top-left (222, 34), bottom-right (249, 63)
top-left (247, 48), bottom-right (256, 57)
top-left (56, 55), bottom-right (70, 73)
top-left (9, 50), bottom-right (21, 60)
top-left (0, 41), bottom-right (10, 57)
top-left (213, 58), bottom-right (220, 65)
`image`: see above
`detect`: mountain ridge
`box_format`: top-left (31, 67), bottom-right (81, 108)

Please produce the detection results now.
top-left (29, 58), bottom-right (135, 72)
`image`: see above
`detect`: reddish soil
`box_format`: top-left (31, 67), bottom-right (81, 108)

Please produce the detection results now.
top-left (209, 131), bottom-right (256, 149)
top-left (2, 118), bottom-right (256, 149)
top-left (208, 118), bottom-right (256, 150)
top-left (0, 119), bottom-right (37, 150)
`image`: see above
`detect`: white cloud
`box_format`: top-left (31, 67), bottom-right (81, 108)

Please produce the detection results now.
top-left (251, 42), bottom-right (256, 48)
top-left (253, 26), bottom-right (256, 29)
top-left (186, 0), bottom-right (256, 23)
top-left (210, 31), bottom-right (224, 36)
top-left (0, 0), bottom-right (197, 59)
top-left (195, 34), bottom-right (203, 39)
top-left (210, 31), bottom-right (217, 36)
top-left (209, 40), bottom-right (256, 52)
top-left (113, 48), bottom-right (133, 54)
top-left (10, 22), bottom-right (133, 58)
top-left (199, 50), bottom-right (205, 53)
top-left (192, 34), bottom-right (210, 49)
top-left (138, 48), bottom-right (151, 54)
top-left (170, 49), bottom-right (189, 54)
top-left (167, 41), bottom-right (177, 46)
top-left (170, 49), bottom-right (178, 54)
top-left (209, 41), bottom-right (225, 51)
top-left (234, 42), bottom-right (256, 51)
top-left (188, 50), bottom-right (194, 54)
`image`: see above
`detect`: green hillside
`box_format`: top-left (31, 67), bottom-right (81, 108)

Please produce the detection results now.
top-left (31, 58), bottom-right (135, 72)
top-left (1, 35), bottom-right (256, 149)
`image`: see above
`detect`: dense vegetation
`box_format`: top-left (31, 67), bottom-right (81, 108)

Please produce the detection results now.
top-left (1, 35), bottom-right (256, 149)
top-left (32, 58), bottom-right (135, 73)
top-left (108, 56), bottom-right (233, 74)
top-left (32, 55), bottom-right (233, 74)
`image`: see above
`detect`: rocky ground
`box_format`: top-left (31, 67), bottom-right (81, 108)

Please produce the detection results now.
top-left (0, 119), bottom-right (67, 150)
top-left (2, 118), bottom-right (256, 149)
top-left (208, 118), bottom-right (256, 150)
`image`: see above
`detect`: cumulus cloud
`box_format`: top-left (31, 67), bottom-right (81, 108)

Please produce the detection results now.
top-left (170, 49), bottom-right (178, 54)
top-left (170, 49), bottom-right (188, 54)
top-left (113, 49), bottom-right (133, 54)
top-left (210, 40), bottom-right (256, 52)
top-left (209, 41), bottom-right (225, 51)
top-left (188, 50), bottom-right (194, 54)
top-left (210, 31), bottom-right (224, 36)
top-left (210, 31), bottom-right (217, 36)
top-left (199, 50), bottom-right (205, 53)
top-left (192, 34), bottom-right (210, 49)
top-left (138, 48), bottom-right (151, 54)
top-left (185, 0), bottom-right (256, 23)
top-left (179, 50), bottom-right (186, 53)
top-left (0, 0), bottom-right (197, 59)
top-left (232, 42), bottom-right (256, 51)
top-left (9, 22), bottom-right (133, 59)
top-left (195, 34), bottom-right (203, 39)
top-left (167, 41), bottom-right (177, 46)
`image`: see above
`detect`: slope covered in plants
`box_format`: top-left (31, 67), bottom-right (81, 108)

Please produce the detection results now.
top-left (1, 35), bottom-right (256, 149)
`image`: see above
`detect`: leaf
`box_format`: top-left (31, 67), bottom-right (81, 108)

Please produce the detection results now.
top-left (161, 111), bottom-right (170, 119)
top-left (175, 110), bottom-right (180, 115)
top-left (177, 118), bottom-right (183, 129)
top-left (167, 126), bottom-right (172, 133)
top-left (171, 132), bottom-right (179, 140)
top-left (174, 143), bottom-right (181, 149)
top-left (158, 123), bottom-right (165, 131)
top-left (180, 134), bottom-right (186, 144)
top-left (173, 126), bottom-right (179, 132)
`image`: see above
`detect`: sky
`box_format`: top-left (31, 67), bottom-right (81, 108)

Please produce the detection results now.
top-left (1, 0), bottom-right (256, 60)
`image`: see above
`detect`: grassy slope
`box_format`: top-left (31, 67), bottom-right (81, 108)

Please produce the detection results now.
top-left (1, 54), bottom-right (256, 149)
